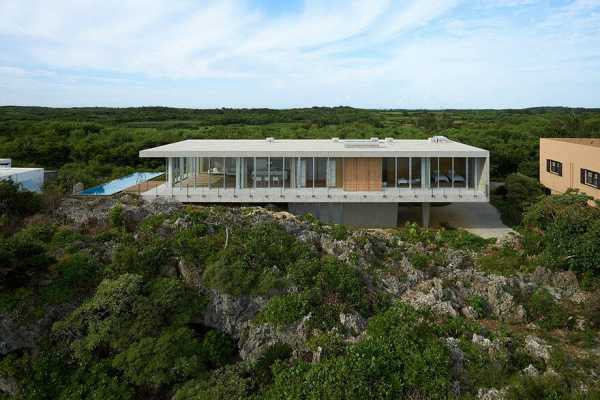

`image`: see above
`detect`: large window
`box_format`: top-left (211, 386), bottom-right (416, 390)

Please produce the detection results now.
top-left (255, 157), bottom-right (269, 188)
top-left (327, 158), bottom-right (343, 188)
top-left (196, 157), bottom-right (210, 188)
top-left (452, 158), bottom-right (467, 188)
top-left (438, 157), bottom-right (452, 188)
top-left (243, 157), bottom-right (254, 189)
top-left (284, 158), bottom-right (292, 188)
top-left (411, 158), bottom-right (422, 188)
top-left (208, 157), bottom-right (225, 189)
top-left (269, 158), bottom-right (283, 188)
top-left (314, 158), bottom-right (327, 188)
top-left (298, 158), bottom-right (313, 188)
top-left (547, 159), bottom-right (562, 176)
top-left (382, 158), bottom-right (396, 189)
top-left (224, 158), bottom-right (237, 188)
top-left (396, 158), bottom-right (409, 188)
top-left (581, 169), bottom-right (600, 189)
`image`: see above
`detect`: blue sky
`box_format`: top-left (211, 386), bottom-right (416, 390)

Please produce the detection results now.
top-left (1, 0), bottom-right (599, 108)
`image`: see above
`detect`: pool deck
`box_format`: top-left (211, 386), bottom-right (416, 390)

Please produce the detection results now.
top-left (123, 180), bottom-right (164, 194)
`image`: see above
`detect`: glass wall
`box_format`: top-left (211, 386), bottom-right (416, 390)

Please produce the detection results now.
top-left (224, 158), bottom-right (237, 188)
top-left (298, 157), bottom-right (313, 188)
top-left (411, 157), bottom-right (422, 188)
top-left (255, 157), bottom-right (269, 188)
top-left (327, 158), bottom-right (343, 188)
top-left (270, 158), bottom-right (283, 188)
top-left (196, 157), bottom-right (210, 188)
top-left (284, 158), bottom-right (293, 188)
top-left (397, 158), bottom-right (409, 188)
top-left (208, 157), bottom-right (225, 189)
top-left (168, 155), bottom-right (484, 192)
top-left (430, 157), bottom-right (440, 188)
top-left (452, 158), bottom-right (467, 188)
top-left (438, 157), bottom-right (452, 188)
top-left (382, 158), bottom-right (396, 190)
top-left (243, 157), bottom-right (254, 189)
top-left (314, 158), bottom-right (327, 188)
top-left (467, 158), bottom-right (476, 189)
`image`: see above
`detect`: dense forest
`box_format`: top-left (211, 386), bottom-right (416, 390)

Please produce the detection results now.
top-left (1, 107), bottom-right (600, 399)
top-left (2, 106), bottom-right (600, 188)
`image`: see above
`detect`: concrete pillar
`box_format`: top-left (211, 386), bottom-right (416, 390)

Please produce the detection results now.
top-left (422, 202), bottom-right (430, 228)
top-left (167, 157), bottom-right (174, 187)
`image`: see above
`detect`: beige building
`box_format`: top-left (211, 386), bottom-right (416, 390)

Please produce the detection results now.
top-left (539, 138), bottom-right (600, 200)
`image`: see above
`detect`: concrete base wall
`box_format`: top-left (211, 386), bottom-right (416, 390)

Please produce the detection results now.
top-left (288, 202), bottom-right (398, 228)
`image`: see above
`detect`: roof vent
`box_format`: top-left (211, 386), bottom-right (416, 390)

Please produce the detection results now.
top-left (384, 137), bottom-right (394, 143)
top-left (266, 137), bottom-right (275, 143)
top-left (370, 137), bottom-right (380, 142)
top-left (332, 137), bottom-right (340, 142)
top-left (429, 136), bottom-right (451, 143)
top-left (343, 140), bottom-right (382, 148)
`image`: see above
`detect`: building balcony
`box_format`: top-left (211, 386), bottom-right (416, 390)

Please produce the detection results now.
top-left (140, 183), bottom-right (488, 203)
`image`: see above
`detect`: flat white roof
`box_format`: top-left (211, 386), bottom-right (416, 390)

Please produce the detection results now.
top-left (0, 167), bottom-right (44, 178)
top-left (140, 138), bottom-right (488, 158)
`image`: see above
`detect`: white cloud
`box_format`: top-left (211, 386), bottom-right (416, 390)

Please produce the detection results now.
top-left (0, 0), bottom-right (599, 107)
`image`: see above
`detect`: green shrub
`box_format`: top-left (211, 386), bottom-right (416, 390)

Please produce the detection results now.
top-left (53, 274), bottom-right (206, 362)
top-left (526, 288), bottom-right (569, 330)
top-left (200, 330), bottom-right (236, 369)
top-left (477, 244), bottom-right (534, 275)
top-left (329, 224), bottom-right (349, 241)
top-left (110, 238), bottom-right (174, 278)
top-left (469, 295), bottom-right (492, 319)
top-left (174, 365), bottom-right (252, 400)
top-left (494, 173), bottom-right (544, 226)
top-left (108, 203), bottom-right (125, 228)
top-left (0, 179), bottom-right (42, 222)
top-left (505, 374), bottom-right (572, 400)
top-left (254, 343), bottom-right (293, 388)
top-left (306, 332), bottom-right (346, 360)
top-left (202, 222), bottom-right (316, 296)
top-left (264, 303), bottom-right (451, 400)
top-left (522, 191), bottom-right (600, 275)
top-left (0, 229), bottom-right (55, 288)
top-left (257, 293), bottom-right (309, 327)
top-left (112, 327), bottom-right (206, 389)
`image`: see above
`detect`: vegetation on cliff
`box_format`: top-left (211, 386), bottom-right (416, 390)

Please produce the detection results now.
top-left (1, 183), bottom-right (599, 399)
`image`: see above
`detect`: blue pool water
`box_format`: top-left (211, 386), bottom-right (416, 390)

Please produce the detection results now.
top-left (79, 172), bottom-right (164, 196)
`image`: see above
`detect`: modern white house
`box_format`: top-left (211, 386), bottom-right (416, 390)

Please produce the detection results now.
top-left (0, 159), bottom-right (45, 193)
top-left (139, 137), bottom-right (490, 227)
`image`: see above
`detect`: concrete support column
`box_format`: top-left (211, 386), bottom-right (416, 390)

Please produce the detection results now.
top-left (422, 202), bottom-right (430, 228)
top-left (167, 157), bottom-right (174, 187)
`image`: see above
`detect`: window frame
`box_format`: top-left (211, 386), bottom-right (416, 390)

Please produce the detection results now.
top-left (581, 168), bottom-right (600, 189)
top-left (546, 159), bottom-right (563, 176)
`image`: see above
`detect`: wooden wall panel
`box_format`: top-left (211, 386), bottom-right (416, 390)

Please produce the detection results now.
top-left (343, 158), bottom-right (357, 191)
top-left (369, 158), bottom-right (382, 191)
top-left (343, 158), bottom-right (382, 192)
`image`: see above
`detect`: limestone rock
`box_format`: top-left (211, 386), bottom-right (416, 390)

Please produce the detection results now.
top-left (0, 376), bottom-right (19, 397)
top-left (202, 290), bottom-right (265, 339)
top-left (524, 335), bottom-right (552, 362)
top-left (339, 312), bottom-right (367, 336)
top-left (523, 364), bottom-right (540, 377)
top-left (477, 388), bottom-right (506, 400)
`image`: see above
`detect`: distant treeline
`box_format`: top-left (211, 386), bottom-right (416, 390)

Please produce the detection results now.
top-left (1, 106), bottom-right (600, 188)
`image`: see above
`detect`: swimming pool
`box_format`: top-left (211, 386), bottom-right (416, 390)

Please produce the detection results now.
top-left (79, 172), bottom-right (164, 196)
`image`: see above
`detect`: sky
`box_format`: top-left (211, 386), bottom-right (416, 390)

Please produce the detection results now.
top-left (1, 0), bottom-right (600, 109)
